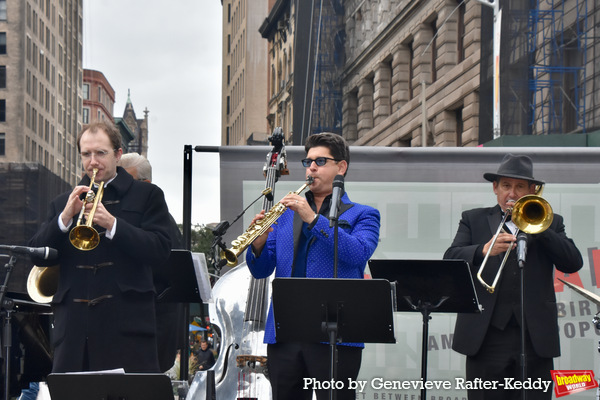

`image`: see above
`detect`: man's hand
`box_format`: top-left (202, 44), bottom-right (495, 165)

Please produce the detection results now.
top-left (482, 232), bottom-right (517, 257)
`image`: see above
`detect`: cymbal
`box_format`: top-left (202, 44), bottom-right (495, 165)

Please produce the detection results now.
top-left (558, 278), bottom-right (600, 306)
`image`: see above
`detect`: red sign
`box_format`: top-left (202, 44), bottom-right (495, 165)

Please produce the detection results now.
top-left (551, 370), bottom-right (598, 397)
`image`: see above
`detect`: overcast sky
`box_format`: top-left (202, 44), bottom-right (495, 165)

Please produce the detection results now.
top-left (82, 1), bottom-right (223, 225)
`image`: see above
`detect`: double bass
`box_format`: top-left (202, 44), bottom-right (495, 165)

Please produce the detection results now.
top-left (188, 129), bottom-right (288, 400)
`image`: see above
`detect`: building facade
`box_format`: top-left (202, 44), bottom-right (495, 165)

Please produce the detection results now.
top-left (82, 68), bottom-right (114, 124)
top-left (342, 0), bottom-right (480, 147)
top-left (256, 0), bottom-right (598, 147)
top-left (260, 0), bottom-right (294, 144)
top-left (120, 92), bottom-right (149, 157)
top-left (0, 0), bottom-right (83, 185)
top-left (221, 0), bottom-right (269, 145)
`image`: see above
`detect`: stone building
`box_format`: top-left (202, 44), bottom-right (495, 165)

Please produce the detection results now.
top-left (82, 69), bottom-right (115, 124)
top-left (258, 0), bottom-right (598, 147)
top-left (120, 91), bottom-right (149, 158)
top-left (342, 0), bottom-right (480, 147)
top-left (259, 0), bottom-right (295, 144)
top-left (221, 0), bottom-right (270, 145)
top-left (0, 0), bottom-right (83, 185)
top-left (342, 0), bottom-right (598, 147)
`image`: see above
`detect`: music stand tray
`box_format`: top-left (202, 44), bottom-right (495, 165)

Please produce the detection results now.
top-left (271, 278), bottom-right (396, 344)
top-left (155, 249), bottom-right (203, 303)
top-left (368, 259), bottom-right (481, 314)
top-left (47, 373), bottom-right (174, 400)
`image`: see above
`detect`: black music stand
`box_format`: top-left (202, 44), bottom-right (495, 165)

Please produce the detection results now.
top-left (47, 373), bottom-right (174, 400)
top-left (368, 259), bottom-right (481, 400)
top-left (156, 249), bottom-right (203, 304)
top-left (154, 250), bottom-right (204, 387)
top-left (272, 278), bottom-right (396, 400)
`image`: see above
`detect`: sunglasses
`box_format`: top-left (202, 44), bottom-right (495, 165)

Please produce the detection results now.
top-left (301, 157), bottom-right (340, 167)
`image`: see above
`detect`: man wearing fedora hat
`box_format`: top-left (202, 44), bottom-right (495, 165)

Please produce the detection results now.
top-left (444, 153), bottom-right (583, 400)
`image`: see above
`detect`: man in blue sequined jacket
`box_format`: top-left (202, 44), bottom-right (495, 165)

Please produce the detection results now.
top-left (246, 132), bottom-right (380, 400)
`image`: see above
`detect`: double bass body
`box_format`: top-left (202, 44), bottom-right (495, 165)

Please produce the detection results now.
top-left (188, 264), bottom-right (272, 399)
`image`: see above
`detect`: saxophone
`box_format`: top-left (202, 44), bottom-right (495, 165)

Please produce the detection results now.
top-left (221, 176), bottom-right (314, 267)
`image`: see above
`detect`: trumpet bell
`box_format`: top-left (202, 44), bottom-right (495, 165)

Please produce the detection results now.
top-left (69, 225), bottom-right (100, 251)
top-left (27, 265), bottom-right (59, 303)
top-left (511, 194), bottom-right (553, 234)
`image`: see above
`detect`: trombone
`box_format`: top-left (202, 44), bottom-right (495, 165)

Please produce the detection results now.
top-left (476, 191), bottom-right (553, 293)
top-left (69, 168), bottom-right (105, 251)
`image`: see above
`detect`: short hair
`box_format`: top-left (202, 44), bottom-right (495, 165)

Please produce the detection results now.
top-left (77, 121), bottom-right (122, 153)
top-left (119, 152), bottom-right (153, 181)
top-left (304, 132), bottom-right (350, 174)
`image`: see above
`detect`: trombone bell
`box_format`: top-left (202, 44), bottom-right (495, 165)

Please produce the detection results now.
top-left (511, 194), bottom-right (553, 234)
top-left (476, 194), bottom-right (553, 293)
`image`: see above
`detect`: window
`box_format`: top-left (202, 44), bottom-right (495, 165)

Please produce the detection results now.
top-left (0, 99), bottom-right (5, 122)
top-left (0, 133), bottom-right (4, 156)
top-left (0, 33), bottom-right (6, 54)
top-left (430, 20), bottom-right (438, 82)
top-left (457, 1), bottom-right (465, 63)
top-left (82, 83), bottom-right (89, 100)
top-left (0, 0), bottom-right (6, 21)
top-left (0, 66), bottom-right (6, 88)
top-left (82, 107), bottom-right (89, 124)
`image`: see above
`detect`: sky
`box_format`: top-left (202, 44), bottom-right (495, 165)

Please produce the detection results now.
top-left (82, 0), bottom-right (223, 225)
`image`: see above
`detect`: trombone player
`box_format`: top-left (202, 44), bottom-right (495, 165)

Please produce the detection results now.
top-left (28, 121), bottom-right (172, 373)
top-left (444, 153), bottom-right (582, 400)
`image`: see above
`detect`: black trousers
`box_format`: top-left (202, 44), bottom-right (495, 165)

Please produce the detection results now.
top-left (267, 342), bottom-right (363, 400)
top-left (466, 322), bottom-right (554, 400)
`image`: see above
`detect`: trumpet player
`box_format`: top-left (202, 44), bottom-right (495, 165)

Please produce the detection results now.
top-left (28, 121), bottom-right (172, 374)
top-left (246, 132), bottom-right (381, 400)
top-left (444, 153), bottom-right (583, 400)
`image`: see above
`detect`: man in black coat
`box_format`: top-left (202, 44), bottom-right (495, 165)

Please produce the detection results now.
top-left (29, 121), bottom-right (172, 373)
top-left (444, 154), bottom-right (583, 400)
top-left (118, 152), bottom-right (185, 373)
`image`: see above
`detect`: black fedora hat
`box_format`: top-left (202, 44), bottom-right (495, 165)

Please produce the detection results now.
top-left (483, 154), bottom-right (544, 185)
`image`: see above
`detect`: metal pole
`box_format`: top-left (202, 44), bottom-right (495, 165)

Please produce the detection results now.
top-left (181, 145), bottom-right (220, 382)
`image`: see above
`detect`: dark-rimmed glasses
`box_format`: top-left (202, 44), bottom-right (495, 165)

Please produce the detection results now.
top-left (301, 157), bottom-right (339, 167)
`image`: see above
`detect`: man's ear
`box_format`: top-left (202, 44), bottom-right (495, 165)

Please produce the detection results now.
top-left (337, 160), bottom-right (348, 176)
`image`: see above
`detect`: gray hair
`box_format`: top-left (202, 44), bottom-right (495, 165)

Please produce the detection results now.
top-left (119, 152), bottom-right (153, 181)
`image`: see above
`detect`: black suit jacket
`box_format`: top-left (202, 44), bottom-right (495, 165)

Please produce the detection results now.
top-left (444, 204), bottom-right (582, 358)
top-left (29, 167), bottom-right (172, 372)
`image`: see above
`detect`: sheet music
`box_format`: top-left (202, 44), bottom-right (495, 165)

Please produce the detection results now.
top-left (192, 252), bottom-right (213, 303)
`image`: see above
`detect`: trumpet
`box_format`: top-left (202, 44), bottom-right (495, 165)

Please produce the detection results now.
top-left (69, 168), bottom-right (104, 251)
top-left (221, 176), bottom-right (314, 267)
top-left (476, 192), bottom-right (553, 293)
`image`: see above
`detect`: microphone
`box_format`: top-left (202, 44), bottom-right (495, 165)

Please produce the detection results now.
top-left (0, 245), bottom-right (58, 260)
top-left (328, 175), bottom-right (345, 228)
top-left (516, 232), bottom-right (528, 268)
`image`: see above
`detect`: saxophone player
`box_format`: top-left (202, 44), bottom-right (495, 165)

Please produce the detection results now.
top-left (246, 132), bottom-right (381, 400)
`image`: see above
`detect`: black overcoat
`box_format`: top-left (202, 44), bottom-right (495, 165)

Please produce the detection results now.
top-left (29, 167), bottom-right (172, 372)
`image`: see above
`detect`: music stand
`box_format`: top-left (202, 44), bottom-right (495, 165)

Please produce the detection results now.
top-left (368, 259), bottom-right (481, 400)
top-left (47, 373), bottom-right (174, 400)
top-left (272, 278), bottom-right (395, 400)
top-left (154, 250), bottom-right (203, 386)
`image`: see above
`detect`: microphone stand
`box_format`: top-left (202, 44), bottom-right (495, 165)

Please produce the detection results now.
top-left (0, 254), bottom-right (17, 400)
top-left (328, 202), bottom-right (341, 400)
top-left (518, 238), bottom-right (527, 400)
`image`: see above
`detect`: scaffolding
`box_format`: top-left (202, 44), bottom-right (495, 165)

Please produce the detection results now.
top-left (527, 0), bottom-right (587, 135)
top-left (308, 0), bottom-right (345, 136)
